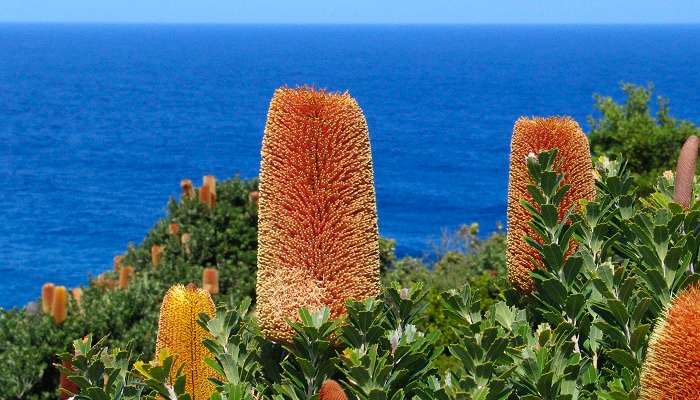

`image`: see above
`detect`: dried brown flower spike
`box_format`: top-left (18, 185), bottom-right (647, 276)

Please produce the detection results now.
top-left (257, 87), bottom-right (380, 343)
top-left (202, 267), bottom-right (219, 294)
top-left (507, 117), bottom-right (595, 294)
top-left (673, 135), bottom-right (699, 209)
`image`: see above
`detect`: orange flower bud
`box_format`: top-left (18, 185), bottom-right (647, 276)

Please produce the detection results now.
top-left (202, 268), bottom-right (219, 294)
top-left (257, 87), bottom-right (380, 342)
top-left (180, 178), bottom-right (195, 199)
top-left (200, 176), bottom-right (217, 208)
top-left (507, 117), bottom-right (595, 294)
top-left (119, 266), bottom-right (134, 289)
top-left (641, 284), bottom-right (700, 399)
top-left (41, 283), bottom-right (55, 314)
top-left (51, 286), bottom-right (68, 325)
top-left (319, 380), bottom-right (348, 400)
top-left (151, 244), bottom-right (164, 269)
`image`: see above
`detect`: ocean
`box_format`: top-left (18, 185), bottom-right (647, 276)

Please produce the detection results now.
top-left (1, 24), bottom-right (700, 308)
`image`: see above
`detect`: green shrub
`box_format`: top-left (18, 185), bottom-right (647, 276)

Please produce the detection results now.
top-left (588, 82), bottom-right (700, 194)
top-left (60, 148), bottom-right (700, 399)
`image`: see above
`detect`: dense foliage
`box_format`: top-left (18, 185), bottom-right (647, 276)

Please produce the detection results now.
top-left (59, 148), bottom-right (700, 399)
top-left (0, 178), bottom-right (259, 399)
top-left (588, 82), bottom-right (700, 193)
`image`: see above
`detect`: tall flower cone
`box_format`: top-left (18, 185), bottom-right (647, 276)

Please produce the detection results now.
top-left (319, 379), bottom-right (348, 400)
top-left (202, 175), bottom-right (216, 208)
top-left (257, 87), bottom-right (380, 343)
top-left (118, 266), bottom-right (134, 289)
top-left (181, 179), bottom-right (195, 199)
top-left (156, 284), bottom-right (217, 400)
top-left (113, 255), bottom-right (123, 272)
top-left (169, 223), bottom-right (180, 236)
top-left (51, 286), bottom-right (68, 324)
top-left (640, 284), bottom-right (700, 399)
top-left (673, 135), bottom-right (699, 209)
top-left (199, 184), bottom-right (211, 207)
top-left (151, 244), bottom-right (164, 269)
top-left (41, 283), bottom-right (55, 314)
top-left (71, 287), bottom-right (83, 309)
top-left (202, 268), bottom-right (219, 294)
top-left (507, 117), bottom-right (595, 294)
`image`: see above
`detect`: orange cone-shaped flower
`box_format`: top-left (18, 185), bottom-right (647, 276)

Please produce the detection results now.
top-left (249, 190), bottom-right (259, 205)
top-left (156, 284), bottom-right (217, 400)
top-left (119, 266), bottom-right (134, 289)
top-left (169, 223), bottom-right (180, 236)
top-left (71, 287), bottom-right (83, 309)
top-left (198, 184), bottom-right (211, 207)
top-left (257, 87), bottom-right (380, 343)
top-left (181, 179), bottom-right (195, 199)
top-left (41, 283), bottom-right (55, 314)
top-left (151, 244), bottom-right (164, 269)
top-left (319, 380), bottom-right (348, 400)
top-left (674, 135), bottom-right (699, 209)
top-left (507, 117), bottom-right (595, 294)
top-left (51, 286), bottom-right (68, 324)
top-left (641, 284), bottom-right (700, 399)
top-left (202, 268), bottom-right (219, 294)
top-left (113, 255), bottom-right (123, 272)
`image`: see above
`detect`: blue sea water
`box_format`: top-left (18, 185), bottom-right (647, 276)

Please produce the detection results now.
top-left (1, 24), bottom-right (700, 308)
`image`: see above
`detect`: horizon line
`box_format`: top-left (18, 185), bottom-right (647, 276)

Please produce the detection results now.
top-left (1, 21), bottom-right (700, 26)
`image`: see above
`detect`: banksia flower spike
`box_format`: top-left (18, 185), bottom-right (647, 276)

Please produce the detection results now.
top-left (507, 117), bottom-right (595, 294)
top-left (71, 287), bottom-right (82, 309)
top-left (249, 190), bottom-right (259, 205)
top-left (118, 266), bottom-right (134, 289)
top-left (199, 184), bottom-right (211, 207)
top-left (169, 223), bottom-right (180, 236)
top-left (156, 284), bottom-right (217, 400)
top-left (113, 255), bottom-right (123, 272)
top-left (257, 87), bottom-right (380, 343)
top-left (41, 283), bottom-right (55, 314)
top-left (673, 135), bottom-right (699, 209)
top-left (180, 179), bottom-right (195, 199)
top-left (181, 233), bottom-right (191, 255)
top-left (319, 380), bottom-right (348, 400)
top-left (151, 244), bottom-right (164, 269)
top-left (640, 284), bottom-right (700, 399)
top-left (202, 267), bottom-right (219, 294)
top-left (199, 176), bottom-right (216, 208)
top-left (51, 286), bottom-right (68, 324)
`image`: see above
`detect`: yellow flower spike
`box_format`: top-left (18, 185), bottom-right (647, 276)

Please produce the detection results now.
top-left (507, 117), bottom-right (595, 294)
top-left (256, 87), bottom-right (380, 343)
top-left (155, 284), bottom-right (217, 400)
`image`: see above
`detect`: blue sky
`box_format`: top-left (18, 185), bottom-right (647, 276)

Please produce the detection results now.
top-left (3, 0), bottom-right (700, 24)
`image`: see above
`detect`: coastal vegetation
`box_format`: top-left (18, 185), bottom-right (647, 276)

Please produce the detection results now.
top-left (1, 83), bottom-right (699, 399)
